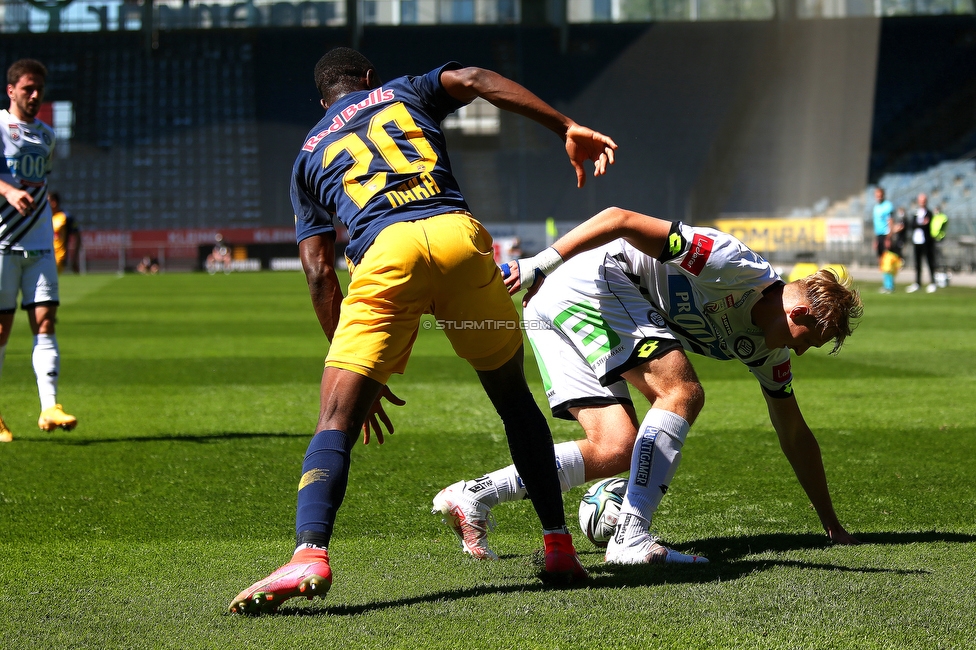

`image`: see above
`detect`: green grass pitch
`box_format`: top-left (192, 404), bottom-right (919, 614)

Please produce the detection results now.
top-left (1, 271), bottom-right (974, 649)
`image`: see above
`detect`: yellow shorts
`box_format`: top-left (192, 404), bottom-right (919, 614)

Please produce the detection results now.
top-left (326, 213), bottom-right (523, 384)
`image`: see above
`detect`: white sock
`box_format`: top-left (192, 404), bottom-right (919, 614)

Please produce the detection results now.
top-left (32, 334), bottom-right (59, 411)
top-left (616, 409), bottom-right (690, 538)
top-left (465, 441), bottom-right (586, 507)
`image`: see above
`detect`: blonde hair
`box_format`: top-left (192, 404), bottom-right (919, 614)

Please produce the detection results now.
top-left (796, 269), bottom-right (863, 355)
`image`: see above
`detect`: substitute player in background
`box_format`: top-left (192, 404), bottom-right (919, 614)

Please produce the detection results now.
top-left (435, 208), bottom-right (862, 564)
top-left (0, 59), bottom-right (77, 443)
top-left (49, 191), bottom-right (81, 274)
top-left (229, 48), bottom-right (617, 614)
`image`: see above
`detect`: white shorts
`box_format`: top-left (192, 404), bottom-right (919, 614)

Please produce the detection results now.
top-left (524, 257), bottom-right (681, 420)
top-left (0, 250), bottom-right (59, 312)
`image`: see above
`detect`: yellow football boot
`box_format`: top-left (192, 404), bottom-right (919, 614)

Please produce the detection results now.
top-left (0, 413), bottom-right (11, 442)
top-left (38, 404), bottom-right (78, 432)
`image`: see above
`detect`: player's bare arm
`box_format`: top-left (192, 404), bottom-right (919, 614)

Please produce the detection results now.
top-left (550, 208), bottom-right (673, 262)
top-left (764, 391), bottom-right (860, 545)
top-left (440, 67), bottom-right (616, 188)
top-left (299, 233), bottom-right (404, 444)
top-left (0, 179), bottom-right (35, 216)
top-left (299, 233), bottom-right (343, 341)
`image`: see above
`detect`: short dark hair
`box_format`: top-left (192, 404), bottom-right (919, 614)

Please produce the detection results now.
top-left (7, 59), bottom-right (47, 86)
top-left (49, 191), bottom-right (61, 204)
top-left (314, 47), bottom-right (374, 103)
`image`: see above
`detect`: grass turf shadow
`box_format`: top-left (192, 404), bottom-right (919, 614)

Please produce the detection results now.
top-left (20, 431), bottom-right (310, 445)
top-left (667, 530), bottom-right (976, 561)
top-left (261, 530), bottom-right (968, 617)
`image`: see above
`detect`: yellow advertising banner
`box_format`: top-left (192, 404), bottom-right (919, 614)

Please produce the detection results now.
top-left (713, 217), bottom-right (826, 253)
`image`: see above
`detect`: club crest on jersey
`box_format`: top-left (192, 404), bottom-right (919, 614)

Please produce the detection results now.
top-left (734, 336), bottom-right (756, 358)
top-left (8, 124), bottom-right (19, 141)
top-left (680, 234), bottom-right (713, 276)
top-left (302, 87), bottom-right (396, 151)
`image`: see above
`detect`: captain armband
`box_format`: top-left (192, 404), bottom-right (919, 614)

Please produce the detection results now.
top-left (658, 221), bottom-right (687, 263)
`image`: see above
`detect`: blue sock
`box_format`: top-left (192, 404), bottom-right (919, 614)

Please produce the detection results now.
top-left (295, 429), bottom-right (354, 548)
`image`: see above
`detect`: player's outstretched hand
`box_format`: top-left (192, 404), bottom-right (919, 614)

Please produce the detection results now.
top-left (564, 123), bottom-right (617, 188)
top-left (362, 386), bottom-right (406, 445)
top-left (826, 525), bottom-right (861, 545)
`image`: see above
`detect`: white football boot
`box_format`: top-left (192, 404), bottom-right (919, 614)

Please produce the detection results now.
top-left (605, 533), bottom-right (708, 564)
top-left (605, 515), bottom-right (707, 565)
top-left (432, 481), bottom-right (498, 560)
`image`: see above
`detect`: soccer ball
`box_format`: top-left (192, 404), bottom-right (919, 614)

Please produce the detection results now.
top-left (578, 477), bottom-right (627, 548)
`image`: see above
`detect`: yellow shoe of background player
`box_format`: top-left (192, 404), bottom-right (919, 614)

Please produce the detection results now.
top-left (38, 405), bottom-right (78, 432)
top-left (0, 413), bottom-right (12, 443)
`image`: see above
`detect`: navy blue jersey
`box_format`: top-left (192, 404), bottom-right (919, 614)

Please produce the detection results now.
top-left (292, 62), bottom-right (471, 264)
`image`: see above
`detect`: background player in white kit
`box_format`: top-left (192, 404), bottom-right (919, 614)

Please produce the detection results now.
top-left (434, 207), bottom-right (862, 564)
top-left (0, 59), bottom-right (77, 442)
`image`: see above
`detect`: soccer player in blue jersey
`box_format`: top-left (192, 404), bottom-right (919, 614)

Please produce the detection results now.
top-left (0, 59), bottom-right (77, 443)
top-left (229, 48), bottom-right (617, 614)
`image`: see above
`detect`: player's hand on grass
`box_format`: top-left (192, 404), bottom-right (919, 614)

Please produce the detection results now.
top-left (362, 386), bottom-right (406, 445)
top-left (826, 525), bottom-right (861, 545)
top-left (564, 123), bottom-right (617, 188)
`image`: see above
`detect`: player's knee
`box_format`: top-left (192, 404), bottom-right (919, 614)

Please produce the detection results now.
top-left (681, 380), bottom-right (705, 422)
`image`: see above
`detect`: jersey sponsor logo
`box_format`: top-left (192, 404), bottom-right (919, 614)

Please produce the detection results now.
top-left (647, 309), bottom-right (665, 328)
top-left (8, 124), bottom-right (19, 141)
top-left (301, 87), bottom-right (397, 152)
top-left (721, 314), bottom-right (733, 336)
top-left (733, 290), bottom-right (755, 309)
top-left (553, 301), bottom-right (621, 365)
top-left (679, 233), bottom-right (713, 276)
top-left (773, 359), bottom-right (791, 383)
top-left (665, 273), bottom-right (728, 359)
top-left (734, 336), bottom-right (755, 358)
top-left (705, 290), bottom-right (755, 314)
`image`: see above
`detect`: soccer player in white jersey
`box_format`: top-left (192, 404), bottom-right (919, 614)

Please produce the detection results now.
top-left (0, 59), bottom-right (77, 443)
top-left (434, 207), bottom-right (862, 564)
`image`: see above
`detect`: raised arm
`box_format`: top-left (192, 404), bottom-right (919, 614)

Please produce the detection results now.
top-left (763, 390), bottom-right (859, 545)
top-left (440, 66), bottom-right (616, 188)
